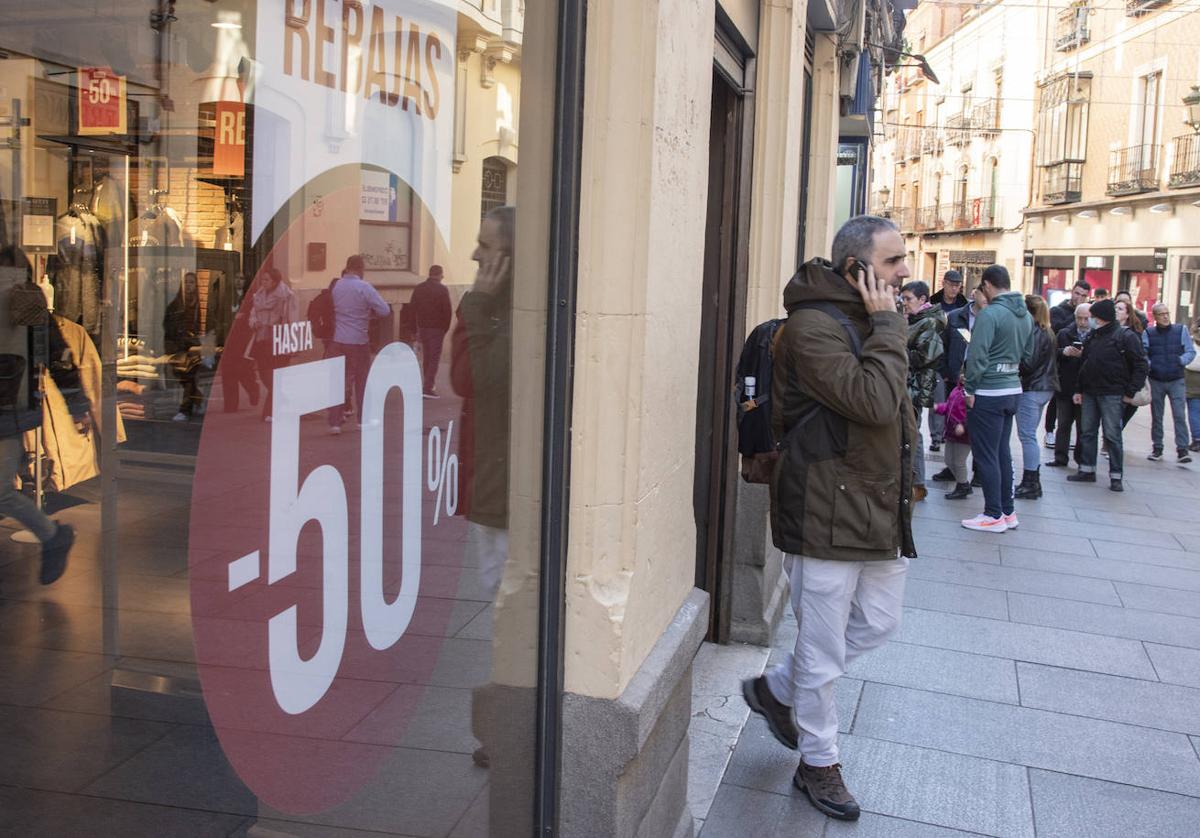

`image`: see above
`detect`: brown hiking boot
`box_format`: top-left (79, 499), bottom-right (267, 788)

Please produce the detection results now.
top-left (793, 760), bottom-right (861, 821)
top-left (741, 676), bottom-right (798, 750)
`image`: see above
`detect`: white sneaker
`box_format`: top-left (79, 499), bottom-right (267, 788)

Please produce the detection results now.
top-left (330, 426), bottom-right (342, 435)
top-left (172, 412), bottom-right (188, 422)
top-left (1044, 432), bottom-right (1056, 448)
top-left (962, 514), bottom-right (1008, 533)
top-left (1004, 513), bottom-right (1019, 529)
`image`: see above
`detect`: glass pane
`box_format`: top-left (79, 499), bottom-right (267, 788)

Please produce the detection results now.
top-left (0, 1), bottom-right (556, 834)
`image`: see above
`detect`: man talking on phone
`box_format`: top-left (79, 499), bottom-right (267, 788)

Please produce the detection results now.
top-left (741, 215), bottom-right (916, 821)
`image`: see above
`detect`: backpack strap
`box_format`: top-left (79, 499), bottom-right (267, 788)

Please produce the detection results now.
top-left (789, 301), bottom-right (863, 359)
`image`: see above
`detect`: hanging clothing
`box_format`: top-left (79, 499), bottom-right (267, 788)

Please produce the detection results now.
top-left (206, 271), bottom-right (236, 345)
top-left (25, 316), bottom-right (126, 492)
top-left (52, 208), bottom-right (105, 335)
top-left (213, 212), bottom-right (244, 253)
top-left (90, 175), bottom-right (125, 228)
top-left (130, 205), bottom-right (186, 248)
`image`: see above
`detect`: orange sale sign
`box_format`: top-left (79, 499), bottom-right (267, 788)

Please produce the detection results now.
top-left (78, 67), bottom-right (126, 135)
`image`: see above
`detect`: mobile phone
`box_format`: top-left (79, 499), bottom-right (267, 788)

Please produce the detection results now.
top-left (845, 257), bottom-right (866, 283)
top-left (1072, 341), bottom-right (1083, 349)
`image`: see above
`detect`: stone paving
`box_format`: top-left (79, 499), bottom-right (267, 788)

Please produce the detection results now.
top-left (699, 410), bottom-right (1200, 837)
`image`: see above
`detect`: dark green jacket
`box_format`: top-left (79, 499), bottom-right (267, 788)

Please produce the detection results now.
top-left (769, 260), bottom-right (917, 562)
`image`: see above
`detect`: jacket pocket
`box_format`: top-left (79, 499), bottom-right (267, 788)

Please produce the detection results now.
top-left (830, 473), bottom-right (898, 551)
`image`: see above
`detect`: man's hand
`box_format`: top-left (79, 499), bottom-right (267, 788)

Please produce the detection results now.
top-left (1122, 395), bottom-right (1135, 405)
top-left (964, 394), bottom-right (975, 409)
top-left (1063, 346), bottom-right (1082, 359)
top-left (1073, 394), bottom-right (1083, 405)
top-left (954, 423), bottom-right (965, 435)
top-left (74, 413), bottom-right (93, 435)
top-left (473, 252), bottom-right (511, 297)
top-left (855, 263), bottom-right (896, 315)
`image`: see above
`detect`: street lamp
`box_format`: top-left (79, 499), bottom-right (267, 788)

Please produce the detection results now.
top-left (1184, 85), bottom-right (1200, 134)
top-left (879, 186), bottom-right (891, 210)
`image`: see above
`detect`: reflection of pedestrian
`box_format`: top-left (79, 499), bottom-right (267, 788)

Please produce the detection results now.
top-left (410, 264), bottom-right (452, 398)
top-left (327, 255), bottom-right (389, 434)
top-left (452, 208), bottom-right (513, 601)
top-left (219, 274), bottom-right (259, 413)
top-left (0, 246), bottom-right (86, 584)
top-left (249, 267), bottom-right (297, 422)
top-left (164, 272), bottom-right (203, 422)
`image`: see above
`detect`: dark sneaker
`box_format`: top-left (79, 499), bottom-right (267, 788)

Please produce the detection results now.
top-left (944, 482), bottom-right (973, 500)
top-left (1148, 450), bottom-right (1163, 461)
top-left (1044, 459), bottom-right (1068, 468)
top-left (1066, 471), bottom-right (1096, 483)
top-left (930, 467), bottom-right (954, 482)
top-left (1110, 478), bottom-right (1124, 493)
top-left (742, 676), bottom-right (798, 750)
top-left (929, 441), bottom-right (940, 453)
top-left (1190, 441), bottom-right (1200, 453)
top-left (794, 761), bottom-right (861, 821)
top-left (40, 523), bottom-right (74, 585)
top-left (1178, 450), bottom-right (1193, 464)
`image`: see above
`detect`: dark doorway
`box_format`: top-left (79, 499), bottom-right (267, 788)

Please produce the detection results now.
top-left (694, 52), bottom-right (754, 642)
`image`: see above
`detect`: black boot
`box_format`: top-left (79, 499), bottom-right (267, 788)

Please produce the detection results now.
top-left (944, 482), bottom-right (973, 500)
top-left (931, 467), bottom-right (955, 482)
top-left (1014, 469), bottom-right (1042, 500)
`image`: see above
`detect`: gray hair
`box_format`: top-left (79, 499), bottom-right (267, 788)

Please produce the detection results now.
top-left (902, 280), bottom-right (930, 300)
top-left (832, 215), bottom-right (899, 271)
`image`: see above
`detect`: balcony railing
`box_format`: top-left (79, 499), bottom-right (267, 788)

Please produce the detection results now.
top-left (972, 99), bottom-right (1000, 137)
top-left (905, 126), bottom-right (923, 160)
top-left (1043, 161), bottom-right (1083, 204)
top-left (1055, 5), bottom-right (1090, 51)
top-left (1126, 0), bottom-right (1170, 15)
top-left (910, 200), bottom-right (1000, 233)
top-left (883, 207), bottom-right (914, 231)
top-left (920, 126), bottom-right (943, 156)
top-left (1169, 134), bottom-right (1200, 188)
top-left (946, 113), bottom-right (970, 147)
top-left (1107, 144), bottom-right (1159, 195)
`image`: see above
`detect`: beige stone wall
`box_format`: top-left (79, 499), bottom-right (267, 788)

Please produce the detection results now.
top-left (564, 0), bottom-right (716, 700)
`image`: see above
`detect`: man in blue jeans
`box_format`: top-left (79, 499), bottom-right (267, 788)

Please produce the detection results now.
top-left (1142, 303), bottom-right (1196, 463)
top-left (327, 255), bottom-right (390, 434)
top-left (1068, 299), bottom-right (1148, 492)
top-left (961, 265), bottom-right (1034, 533)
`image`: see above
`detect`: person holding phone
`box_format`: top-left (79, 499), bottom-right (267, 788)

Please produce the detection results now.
top-left (1047, 303), bottom-right (1090, 468)
top-left (743, 215), bottom-right (915, 822)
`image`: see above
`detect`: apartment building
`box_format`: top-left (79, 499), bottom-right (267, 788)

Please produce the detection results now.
top-left (873, 0), bottom-right (1041, 292)
top-left (1025, 0), bottom-right (1200, 321)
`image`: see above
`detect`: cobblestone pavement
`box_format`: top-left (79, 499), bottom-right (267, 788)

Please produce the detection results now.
top-left (700, 410), bottom-right (1200, 837)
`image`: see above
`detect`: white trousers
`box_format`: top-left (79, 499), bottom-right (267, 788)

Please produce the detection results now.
top-left (466, 522), bottom-right (508, 601)
top-left (764, 554), bottom-right (908, 766)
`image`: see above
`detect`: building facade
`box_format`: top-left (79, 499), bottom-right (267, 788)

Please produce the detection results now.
top-left (874, 0), bottom-right (1200, 326)
top-left (0, 1), bottom-right (900, 836)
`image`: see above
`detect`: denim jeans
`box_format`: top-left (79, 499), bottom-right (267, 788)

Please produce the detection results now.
top-left (326, 342), bottom-right (373, 427)
top-left (913, 407), bottom-right (927, 485)
top-left (967, 394), bottom-right (1019, 519)
top-left (1017, 390), bottom-right (1053, 473)
top-left (928, 377), bottom-right (946, 442)
top-left (1150, 377), bottom-right (1189, 454)
top-left (1079, 393), bottom-right (1126, 479)
top-left (1189, 397), bottom-right (1200, 445)
top-left (0, 434), bottom-right (57, 542)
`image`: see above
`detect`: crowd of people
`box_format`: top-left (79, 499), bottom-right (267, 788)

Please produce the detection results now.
top-left (904, 272), bottom-right (1200, 532)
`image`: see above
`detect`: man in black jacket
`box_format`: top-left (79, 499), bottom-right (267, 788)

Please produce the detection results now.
top-left (410, 264), bottom-right (453, 398)
top-left (930, 284), bottom-right (987, 482)
top-left (1046, 281), bottom-right (1092, 447)
top-left (1067, 298), bottom-right (1148, 492)
top-left (931, 269), bottom-right (968, 312)
top-left (1047, 303), bottom-right (1090, 468)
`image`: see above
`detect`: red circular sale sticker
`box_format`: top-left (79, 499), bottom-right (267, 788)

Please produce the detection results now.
top-left (189, 183), bottom-right (465, 813)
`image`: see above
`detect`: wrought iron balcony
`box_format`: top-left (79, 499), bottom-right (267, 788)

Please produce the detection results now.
top-left (1043, 162), bottom-right (1083, 204)
top-left (910, 200), bottom-right (1000, 234)
top-left (1107, 144), bottom-right (1159, 196)
top-left (946, 113), bottom-right (970, 147)
top-left (1169, 134), bottom-right (1200, 188)
top-left (1055, 5), bottom-right (1090, 51)
top-left (1126, 0), bottom-right (1170, 15)
top-left (920, 126), bottom-right (943, 156)
top-left (972, 100), bottom-right (1000, 137)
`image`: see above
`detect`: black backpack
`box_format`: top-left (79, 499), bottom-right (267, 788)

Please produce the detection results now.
top-left (735, 302), bottom-right (862, 484)
top-left (307, 278), bottom-right (338, 340)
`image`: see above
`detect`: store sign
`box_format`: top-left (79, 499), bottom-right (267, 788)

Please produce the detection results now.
top-left (21, 197), bottom-right (56, 250)
top-left (251, 0), bottom-right (455, 241)
top-left (77, 67), bottom-right (126, 135)
top-left (213, 102), bottom-right (246, 177)
top-left (1023, 250), bottom-right (1035, 267)
top-left (190, 183), bottom-right (465, 814)
top-left (1155, 248), bottom-right (1168, 272)
top-left (360, 168), bottom-right (400, 221)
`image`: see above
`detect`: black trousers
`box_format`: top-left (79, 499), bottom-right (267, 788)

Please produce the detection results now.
top-left (1045, 395), bottom-right (1058, 433)
top-left (1052, 394), bottom-right (1082, 465)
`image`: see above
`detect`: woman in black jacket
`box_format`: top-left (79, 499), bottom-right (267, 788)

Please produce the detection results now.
top-left (1015, 295), bottom-right (1059, 499)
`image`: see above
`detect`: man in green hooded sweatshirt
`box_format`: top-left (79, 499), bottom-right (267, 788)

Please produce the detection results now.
top-left (961, 265), bottom-right (1035, 533)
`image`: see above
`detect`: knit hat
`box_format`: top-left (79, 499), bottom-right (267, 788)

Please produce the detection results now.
top-left (1090, 298), bottom-right (1116, 322)
top-left (428, 264), bottom-right (444, 280)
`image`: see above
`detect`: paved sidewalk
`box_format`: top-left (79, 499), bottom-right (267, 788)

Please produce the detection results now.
top-left (700, 410), bottom-right (1200, 837)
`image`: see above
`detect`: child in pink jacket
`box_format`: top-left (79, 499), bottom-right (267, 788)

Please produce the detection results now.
top-left (934, 375), bottom-right (972, 499)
